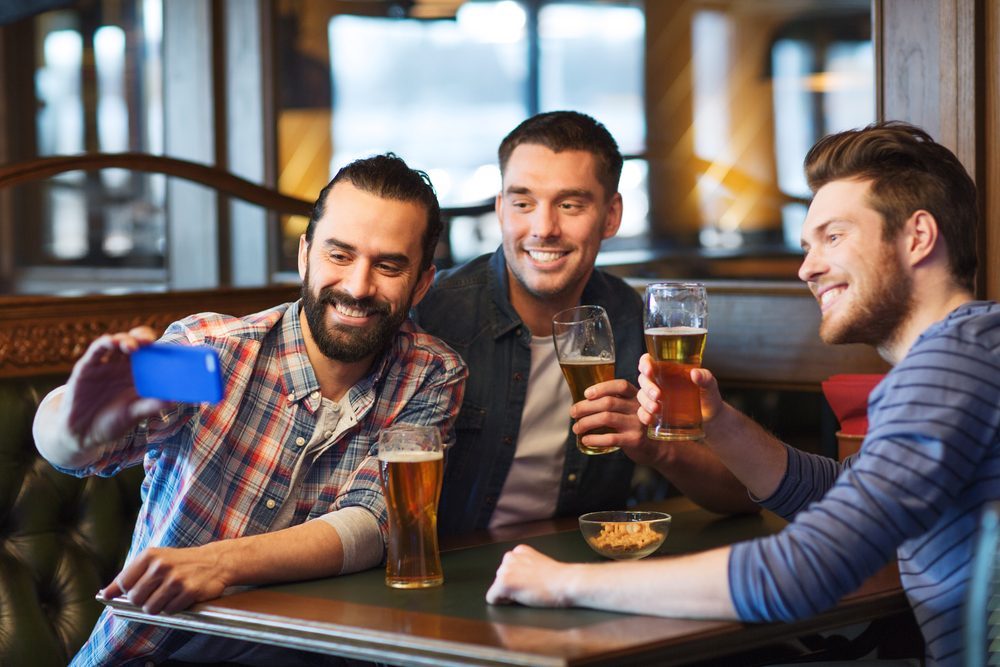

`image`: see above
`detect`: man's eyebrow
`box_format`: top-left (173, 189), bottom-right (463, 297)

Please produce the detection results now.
top-left (503, 185), bottom-right (595, 200)
top-left (321, 238), bottom-right (411, 266)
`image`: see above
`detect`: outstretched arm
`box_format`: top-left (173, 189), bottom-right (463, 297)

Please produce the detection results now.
top-left (636, 354), bottom-right (788, 501)
top-left (486, 544), bottom-right (736, 619)
top-left (573, 378), bottom-right (758, 514)
top-left (33, 326), bottom-right (170, 470)
top-left (100, 508), bottom-right (382, 614)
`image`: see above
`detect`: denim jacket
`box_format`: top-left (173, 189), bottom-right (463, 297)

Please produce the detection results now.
top-left (414, 248), bottom-right (645, 535)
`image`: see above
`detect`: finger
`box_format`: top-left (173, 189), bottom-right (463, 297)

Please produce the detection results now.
top-left (690, 367), bottom-right (716, 387)
top-left (128, 326), bottom-right (158, 344)
top-left (638, 353), bottom-right (653, 376)
top-left (485, 578), bottom-right (512, 605)
top-left (142, 576), bottom-right (187, 615)
top-left (128, 398), bottom-right (172, 421)
top-left (583, 379), bottom-right (636, 400)
top-left (571, 396), bottom-right (633, 418)
top-left (99, 579), bottom-right (124, 600)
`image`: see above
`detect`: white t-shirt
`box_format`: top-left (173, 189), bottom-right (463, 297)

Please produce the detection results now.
top-left (489, 335), bottom-right (572, 528)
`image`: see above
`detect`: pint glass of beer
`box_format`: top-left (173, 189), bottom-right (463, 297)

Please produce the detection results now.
top-left (552, 305), bottom-right (618, 455)
top-left (377, 424), bottom-right (444, 588)
top-left (643, 283), bottom-right (708, 441)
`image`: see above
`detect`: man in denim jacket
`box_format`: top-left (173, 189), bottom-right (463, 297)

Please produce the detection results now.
top-left (415, 112), bottom-right (755, 536)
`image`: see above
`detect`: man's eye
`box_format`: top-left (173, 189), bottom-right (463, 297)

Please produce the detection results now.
top-left (376, 263), bottom-right (403, 274)
top-left (827, 233), bottom-right (841, 244)
top-left (330, 252), bottom-right (350, 263)
top-left (560, 202), bottom-right (584, 211)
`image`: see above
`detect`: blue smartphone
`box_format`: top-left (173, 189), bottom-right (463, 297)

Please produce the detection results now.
top-left (131, 343), bottom-right (224, 404)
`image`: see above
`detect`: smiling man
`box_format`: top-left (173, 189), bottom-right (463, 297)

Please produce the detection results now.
top-left (486, 122), bottom-right (999, 667)
top-left (32, 154), bottom-right (467, 666)
top-left (415, 111), bottom-right (754, 536)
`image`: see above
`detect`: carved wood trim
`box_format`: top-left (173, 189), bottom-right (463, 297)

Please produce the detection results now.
top-left (0, 286), bottom-right (298, 378)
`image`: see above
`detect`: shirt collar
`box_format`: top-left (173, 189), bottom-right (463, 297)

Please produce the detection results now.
top-left (281, 299), bottom-right (404, 411)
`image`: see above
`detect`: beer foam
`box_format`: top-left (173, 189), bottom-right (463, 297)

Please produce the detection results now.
top-left (378, 450), bottom-right (444, 463)
top-left (644, 326), bottom-right (707, 335)
top-left (561, 356), bottom-right (614, 365)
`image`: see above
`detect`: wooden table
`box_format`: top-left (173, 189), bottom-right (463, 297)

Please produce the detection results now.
top-left (102, 498), bottom-right (911, 666)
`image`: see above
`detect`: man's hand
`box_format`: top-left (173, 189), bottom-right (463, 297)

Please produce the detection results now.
top-left (636, 353), bottom-right (725, 430)
top-left (100, 545), bottom-right (227, 615)
top-left (62, 326), bottom-right (169, 447)
top-left (35, 326), bottom-right (170, 468)
top-left (486, 545), bottom-right (578, 608)
top-left (569, 379), bottom-right (653, 459)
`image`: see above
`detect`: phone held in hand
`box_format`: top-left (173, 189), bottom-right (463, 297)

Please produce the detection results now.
top-left (131, 343), bottom-right (224, 404)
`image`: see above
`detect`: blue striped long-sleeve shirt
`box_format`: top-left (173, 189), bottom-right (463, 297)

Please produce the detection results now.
top-left (730, 301), bottom-right (1000, 667)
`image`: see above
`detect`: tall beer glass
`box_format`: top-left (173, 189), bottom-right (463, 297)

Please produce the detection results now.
top-left (552, 305), bottom-right (618, 455)
top-left (378, 424), bottom-right (444, 588)
top-left (643, 283), bottom-right (708, 441)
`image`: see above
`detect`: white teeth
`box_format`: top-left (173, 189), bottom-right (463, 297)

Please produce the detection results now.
top-left (821, 287), bottom-right (845, 306)
top-left (527, 250), bottom-right (565, 262)
top-left (334, 303), bottom-right (368, 318)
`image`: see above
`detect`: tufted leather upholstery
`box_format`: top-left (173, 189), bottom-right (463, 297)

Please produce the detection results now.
top-left (0, 377), bottom-right (143, 666)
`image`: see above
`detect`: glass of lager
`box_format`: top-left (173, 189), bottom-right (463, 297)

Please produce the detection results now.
top-left (552, 305), bottom-right (618, 455)
top-left (377, 424), bottom-right (445, 588)
top-left (643, 283), bottom-right (708, 441)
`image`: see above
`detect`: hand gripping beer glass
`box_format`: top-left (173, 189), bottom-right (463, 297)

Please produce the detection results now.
top-left (643, 283), bottom-right (708, 441)
top-left (377, 424), bottom-right (444, 588)
top-left (552, 305), bottom-right (618, 455)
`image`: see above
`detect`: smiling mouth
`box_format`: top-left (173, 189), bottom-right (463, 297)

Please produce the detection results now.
top-left (526, 249), bottom-right (569, 263)
top-left (819, 286), bottom-right (846, 311)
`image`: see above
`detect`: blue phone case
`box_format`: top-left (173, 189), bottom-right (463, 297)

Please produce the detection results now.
top-left (131, 344), bottom-right (224, 404)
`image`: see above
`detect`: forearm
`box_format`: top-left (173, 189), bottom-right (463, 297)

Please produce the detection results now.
top-left (202, 508), bottom-right (383, 587)
top-left (703, 403), bottom-right (788, 500)
top-left (649, 441), bottom-right (760, 514)
top-left (201, 520), bottom-right (348, 587)
top-left (562, 547), bottom-right (737, 619)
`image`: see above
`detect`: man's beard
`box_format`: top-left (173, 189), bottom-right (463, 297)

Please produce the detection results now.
top-left (301, 281), bottom-right (409, 363)
top-left (819, 243), bottom-right (914, 349)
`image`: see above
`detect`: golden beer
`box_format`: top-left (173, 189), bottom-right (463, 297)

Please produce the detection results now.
top-left (378, 450), bottom-right (444, 588)
top-left (644, 326), bottom-right (707, 440)
top-left (559, 359), bottom-right (619, 455)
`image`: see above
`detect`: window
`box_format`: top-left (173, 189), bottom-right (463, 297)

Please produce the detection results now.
top-left (275, 0), bottom-right (646, 270)
top-left (18, 0), bottom-right (165, 294)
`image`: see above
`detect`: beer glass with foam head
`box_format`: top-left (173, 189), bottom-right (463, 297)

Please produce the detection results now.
top-left (643, 283), bottom-right (708, 441)
top-left (552, 305), bottom-right (618, 455)
top-left (377, 424), bottom-right (444, 588)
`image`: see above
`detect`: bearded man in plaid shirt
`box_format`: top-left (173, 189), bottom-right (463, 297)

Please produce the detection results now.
top-left (33, 153), bottom-right (467, 666)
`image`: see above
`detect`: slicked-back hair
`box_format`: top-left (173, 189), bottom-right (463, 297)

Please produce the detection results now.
top-left (498, 110), bottom-right (623, 199)
top-left (305, 153), bottom-right (442, 273)
top-left (805, 121), bottom-right (978, 292)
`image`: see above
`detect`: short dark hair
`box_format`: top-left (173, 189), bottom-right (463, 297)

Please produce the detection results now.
top-left (305, 153), bottom-right (442, 272)
top-left (805, 121), bottom-right (978, 292)
top-left (498, 111), bottom-right (623, 199)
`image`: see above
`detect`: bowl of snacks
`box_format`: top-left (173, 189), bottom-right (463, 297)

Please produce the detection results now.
top-left (578, 511), bottom-right (671, 560)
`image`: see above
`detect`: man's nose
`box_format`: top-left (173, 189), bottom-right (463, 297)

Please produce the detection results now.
top-left (797, 247), bottom-right (826, 283)
top-left (342, 262), bottom-right (377, 299)
top-left (530, 206), bottom-right (560, 238)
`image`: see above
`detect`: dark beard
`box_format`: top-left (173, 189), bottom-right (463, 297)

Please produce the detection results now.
top-left (301, 283), bottom-right (407, 363)
top-left (820, 244), bottom-right (914, 348)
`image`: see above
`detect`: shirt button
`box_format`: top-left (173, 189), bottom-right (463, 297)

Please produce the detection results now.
top-left (146, 662), bottom-right (156, 667)
top-left (513, 372), bottom-right (524, 382)
top-left (287, 392), bottom-right (295, 402)
top-left (311, 391), bottom-right (320, 400)
top-left (324, 430), bottom-right (334, 439)
top-left (331, 403), bottom-right (341, 412)
top-left (567, 473), bottom-right (578, 483)
top-left (265, 499), bottom-right (276, 509)
top-left (294, 436), bottom-right (305, 447)
top-left (502, 436), bottom-right (513, 446)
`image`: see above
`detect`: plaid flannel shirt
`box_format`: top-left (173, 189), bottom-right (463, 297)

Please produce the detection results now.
top-left (65, 300), bottom-right (466, 666)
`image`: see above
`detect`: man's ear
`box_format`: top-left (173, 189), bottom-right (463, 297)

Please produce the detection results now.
top-left (495, 191), bottom-right (504, 231)
top-left (903, 209), bottom-right (939, 267)
top-left (410, 265), bottom-right (436, 308)
top-left (602, 193), bottom-right (623, 240)
top-left (297, 234), bottom-right (309, 281)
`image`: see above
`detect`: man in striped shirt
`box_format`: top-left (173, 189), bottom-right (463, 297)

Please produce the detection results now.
top-left (486, 122), bottom-right (998, 666)
top-left (33, 154), bottom-right (467, 666)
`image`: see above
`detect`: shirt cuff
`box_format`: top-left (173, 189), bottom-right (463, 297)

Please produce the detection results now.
top-left (316, 506), bottom-right (384, 574)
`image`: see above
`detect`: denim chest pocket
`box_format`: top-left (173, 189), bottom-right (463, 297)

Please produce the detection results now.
top-left (455, 403), bottom-right (487, 432)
